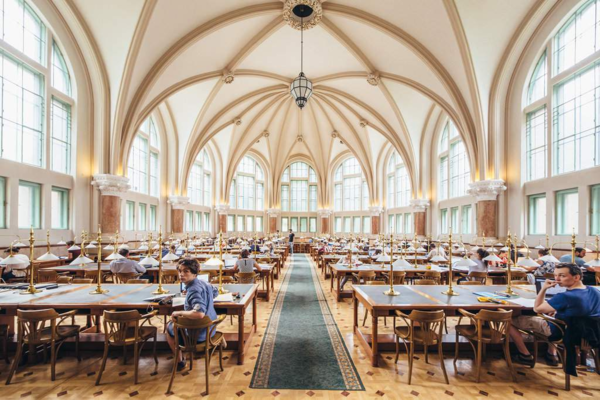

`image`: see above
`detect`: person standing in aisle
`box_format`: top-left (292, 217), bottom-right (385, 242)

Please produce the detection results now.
top-left (288, 229), bottom-right (295, 255)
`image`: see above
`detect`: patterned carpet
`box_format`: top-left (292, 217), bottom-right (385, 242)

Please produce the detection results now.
top-left (251, 254), bottom-right (364, 390)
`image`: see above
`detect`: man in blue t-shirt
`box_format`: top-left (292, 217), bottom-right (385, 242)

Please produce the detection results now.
top-left (509, 263), bottom-right (600, 367)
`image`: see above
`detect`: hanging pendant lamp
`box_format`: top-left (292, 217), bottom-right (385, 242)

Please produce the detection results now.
top-left (290, 5), bottom-right (313, 109)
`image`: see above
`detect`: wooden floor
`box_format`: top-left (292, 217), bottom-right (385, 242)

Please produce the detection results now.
top-left (1, 256), bottom-right (598, 399)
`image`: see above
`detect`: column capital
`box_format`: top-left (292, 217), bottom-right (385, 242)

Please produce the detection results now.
top-left (214, 204), bottom-right (230, 215)
top-left (409, 198), bottom-right (430, 212)
top-left (317, 209), bottom-right (334, 217)
top-left (368, 206), bottom-right (384, 216)
top-left (168, 195), bottom-right (190, 210)
top-left (266, 208), bottom-right (281, 216)
top-left (467, 179), bottom-right (507, 201)
top-left (91, 174), bottom-right (130, 197)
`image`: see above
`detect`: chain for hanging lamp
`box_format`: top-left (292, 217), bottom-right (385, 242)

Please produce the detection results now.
top-left (290, 14), bottom-right (313, 109)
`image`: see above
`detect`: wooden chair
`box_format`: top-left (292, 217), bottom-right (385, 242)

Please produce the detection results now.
top-left (162, 269), bottom-right (179, 284)
top-left (127, 279), bottom-right (149, 284)
top-left (96, 310), bottom-right (158, 386)
top-left (84, 270), bottom-right (100, 283)
top-left (419, 271), bottom-right (441, 284)
top-left (510, 280), bottom-right (529, 285)
top-left (235, 272), bottom-right (258, 284)
top-left (72, 278), bottom-right (94, 284)
top-left (6, 309), bottom-right (81, 384)
top-left (458, 281), bottom-right (482, 285)
top-left (382, 271), bottom-right (406, 285)
top-left (38, 270), bottom-right (59, 283)
top-left (394, 310), bottom-right (448, 384)
top-left (461, 271), bottom-right (487, 284)
top-left (115, 272), bottom-right (139, 284)
top-left (510, 271), bottom-right (528, 282)
top-left (352, 270), bottom-right (376, 285)
top-left (166, 315), bottom-right (227, 395)
top-left (56, 276), bottom-right (72, 284)
top-left (596, 271), bottom-right (600, 285)
top-left (219, 276), bottom-right (236, 284)
top-left (453, 308), bottom-right (516, 383)
top-left (414, 279), bottom-right (437, 285)
top-left (544, 272), bottom-right (555, 280)
top-left (0, 309), bottom-right (8, 364)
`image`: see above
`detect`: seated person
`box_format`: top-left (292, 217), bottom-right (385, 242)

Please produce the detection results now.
top-left (509, 263), bottom-right (600, 367)
top-left (109, 248), bottom-right (152, 282)
top-left (560, 247), bottom-right (596, 285)
top-left (457, 248), bottom-right (489, 283)
top-left (531, 248), bottom-right (554, 278)
top-left (233, 249), bottom-right (262, 273)
top-left (1, 247), bottom-right (29, 281)
top-left (249, 241), bottom-right (261, 253)
top-left (495, 249), bottom-right (509, 267)
top-left (337, 254), bottom-right (363, 290)
top-left (66, 240), bottom-right (81, 261)
top-left (427, 243), bottom-right (446, 260)
top-left (167, 258), bottom-right (219, 371)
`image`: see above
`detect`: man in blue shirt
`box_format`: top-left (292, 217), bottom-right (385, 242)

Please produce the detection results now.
top-left (558, 247), bottom-right (586, 266)
top-left (509, 263), bottom-right (600, 366)
top-left (167, 257), bottom-right (218, 371)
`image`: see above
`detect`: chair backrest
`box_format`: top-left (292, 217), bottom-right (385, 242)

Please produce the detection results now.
top-left (127, 279), bottom-right (149, 284)
top-left (358, 271), bottom-right (376, 281)
top-left (162, 269), bottom-right (179, 284)
top-left (38, 269), bottom-right (58, 283)
top-left (403, 310), bottom-right (445, 345)
top-left (115, 272), bottom-right (137, 283)
top-left (458, 280), bottom-right (481, 285)
top-left (220, 276), bottom-right (236, 284)
top-left (475, 309), bottom-right (513, 343)
top-left (467, 271), bottom-right (488, 283)
top-left (102, 310), bottom-right (142, 345)
top-left (596, 272), bottom-right (600, 285)
top-left (172, 315), bottom-right (216, 351)
top-left (414, 279), bottom-right (437, 285)
top-left (510, 280), bottom-right (529, 285)
top-left (72, 278), bottom-right (93, 284)
top-left (56, 276), bottom-right (72, 284)
top-left (17, 309), bottom-right (59, 344)
top-left (510, 271), bottom-right (527, 280)
top-left (423, 271), bottom-right (441, 283)
top-left (84, 270), bottom-right (99, 283)
top-left (364, 281), bottom-right (387, 285)
top-left (389, 271), bottom-right (406, 284)
top-left (235, 272), bottom-right (257, 284)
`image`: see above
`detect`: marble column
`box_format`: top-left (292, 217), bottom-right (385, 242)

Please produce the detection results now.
top-left (409, 199), bottom-right (430, 237)
top-left (266, 208), bottom-right (280, 234)
top-left (168, 196), bottom-right (190, 234)
top-left (467, 180), bottom-right (506, 238)
top-left (369, 206), bottom-right (384, 235)
top-left (214, 204), bottom-right (230, 234)
top-left (91, 174), bottom-right (130, 234)
top-left (317, 209), bottom-right (333, 235)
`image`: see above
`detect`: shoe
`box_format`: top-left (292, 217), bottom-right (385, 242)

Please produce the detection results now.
top-left (513, 352), bottom-right (535, 367)
top-left (176, 361), bottom-right (187, 371)
top-left (545, 352), bottom-right (559, 366)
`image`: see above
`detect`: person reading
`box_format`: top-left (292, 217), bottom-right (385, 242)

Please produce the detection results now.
top-left (109, 248), bottom-right (152, 282)
top-left (233, 249), bottom-right (262, 273)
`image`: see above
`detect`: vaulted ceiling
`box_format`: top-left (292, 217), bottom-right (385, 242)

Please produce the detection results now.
top-left (68, 0), bottom-right (540, 203)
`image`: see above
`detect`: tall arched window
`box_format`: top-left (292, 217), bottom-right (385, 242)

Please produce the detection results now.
top-left (128, 117), bottom-right (160, 196)
top-left (0, 0), bottom-right (74, 173)
top-left (438, 121), bottom-right (470, 200)
top-left (333, 157), bottom-right (371, 235)
top-left (279, 161), bottom-right (318, 234)
top-left (386, 151), bottom-right (411, 208)
top-left (228, 155), bottom-right (265, 233)
top-left (187, 149), bottom-right (211, 206)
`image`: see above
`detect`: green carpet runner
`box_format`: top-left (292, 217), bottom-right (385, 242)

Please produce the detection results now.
top-left (251, 254), bottom-right (364, 390)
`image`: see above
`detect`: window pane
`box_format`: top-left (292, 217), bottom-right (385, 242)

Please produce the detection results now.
top-left (556, 189), bottom-right (578, 235)
top-left (18, 180), bottom-right (40, 229)
top-left (290, 180), bottom-right (308, 212)
top-left (281, 217), bottom-right (289, 232)
top-left (256, 216), bottom-right (263, 232)
top-left (334, 217), bottom-right (342, 233)
top-left (343, 217), bottom-right (351, 233)
top-left (256, 182), bottom-right (263, 210)
top-left (51, 42), bottom-right (71, 96)
top-left (300, 217), bottom-right (307, 233)
top-left (128, 136), bottom-right (148, 194)
top-left (0, 176), bottom-right (5, 228)
top-left (204, 213), bottom-right (210, 232)
top-left (188, 163), bottom-right (202, 205)
top-left (440, 209), bottom-right (448, 234)
top-left (150, 152), bottom-right (159, 197)
top-left (528, 194), bottom-right (546, 235)
top-left (353, 216), bottom-right (361, 234)
top-left (449, 141), bottom-right (470, 198)
top-left (395, 165), bottom-right (410, 207)
top-left (461, 205), bottom-right (472, 234)
top-left (227, 215), bottom-right (235, 232)
top-left (281, 185), bottom-right (289, 211)
top-left (592, 185), bottom-right (600, 235)
top-left (525, 107), bottom-right (547, 181)
top-left (450, 207), bottom-right (459, 232)
top-left (554, 1), bottom-right (599, 74)
top-left (3, 0), bottom-right (46, 63)
top-left (404, 213), bottom-right (412, 234)
top-left (396, 214), bottom-right (403, 234)
top-left (125, 201), bottom-right (135, 231)
top-left (439, 156), bottom-right (448, 201)
top-left (51, 98), bottom-right (71, 174)
top-left (246, 216), bottom-right (254, 232)
top-left (51, 187), bottom-right (68, 229)
top-left (527, 53), bottom-right (546, 105)
top-left (237, 215), bottom-right (245, 232)
top-left (290, 217), bottom-right (298, 232)
top-left (309, 217), bottom-right (317, 233)
top-left (363, 216), bottom-right (371, 234)
top-left (139, 203), bottom-right (147, 231)
top-left (309, 185), bottom-right (317, 212)
top-left (149, 205), bottom-right (157, 231)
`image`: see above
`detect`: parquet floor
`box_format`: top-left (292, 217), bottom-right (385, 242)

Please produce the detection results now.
top-left (0, 256), bottom-right (599, 399)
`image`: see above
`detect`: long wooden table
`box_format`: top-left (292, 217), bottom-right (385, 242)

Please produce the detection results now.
top-left (0, 283), bottom-right (257, 364)
top-left (353, 284), bottom-right (537, 367)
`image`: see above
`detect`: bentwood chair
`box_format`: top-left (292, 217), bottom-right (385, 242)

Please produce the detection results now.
top-left (352, 270), bottom-right (376, 285)
top-left (166, 315), bottom-right (227, 395)
top-left (72, 278), bottom-right (94, 284)
top-left (115, 272), bottom-right (139, 284)
top-left (127, 279), bottom-right (149, 284)
top-left (162, 269), bottom-right (179, 284)
top-left (418, 271), bottom-right (442, 284)
top-left (453, 308), bottom-right (516, 383)
top-left (382, 271), bottom-right (406, 285)
top-left (6, 309), bottom-right (81, 384)
top-left (38, 270), bottom-right (59, 282)
top-left (0, 309), bottom-right (8, 364)
top-left (414, 279), bottom-right (437, 285)
top-left (96, 310), bottom-right (158, 386)
top-left (460, 271), bottom-right (487, 284)
top-left (235, 272), bottom-right (259, 284)
top-left (458, 280), bottom-right (482, 285)
top-left (510, 271), bottom-right (528, 282)
top-left (394, 310), bottom-right (449, 385)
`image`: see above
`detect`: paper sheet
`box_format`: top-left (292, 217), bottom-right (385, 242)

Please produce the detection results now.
top-left (508, 297), bottom-right (535, 307)
top-left (214, 293), bottom-right (234, 302)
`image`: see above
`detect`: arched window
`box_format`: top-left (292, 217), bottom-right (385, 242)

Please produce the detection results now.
top-left (187, 149), bottom-right (211, 206)
top-left (128, 117), bottom-right (160, 196)
top-left (524, 0), bottom-right (600, 179)
top-left (438, 121), bottom-right (470, 200)
top-left (280, 162), bottom-right (317, 212)
top-left (334, 157), bottom-right (369, 212)
top-left (229, 156), bottom-right (264, 211)
top-left (386, 151), bottom-right (411, 208)
top-left (0, 0), bottom-right (74, 174)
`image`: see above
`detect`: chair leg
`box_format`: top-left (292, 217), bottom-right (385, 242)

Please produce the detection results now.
top-left (95, 343), bottom-right (109, 386)
top-left (152, 333), bottom-right (158, 364)
top-left (532, 338), bottom-right (538, 368)
top-left (502, 339), bottom-right (517, 383)
top-left (50, 341), bottom-right (57, 381)
top-left (408, 342), bottom-right (414, 385)
top-left (476, 341), bottom-right (482, 383)
top-left (394, 335), bottom-right (400, 364)
top-left (424, 343), bottom-right (429, 364)
top-left (2, 334), bottom-right (7, 364)
top-left (363, 309), bottom-right (368, 327)
top-left (76, 333), bottom-right (81, 362)
top-left (218, 343), bottom-right (224, 372)
top-left (383, 316), bottom-right (387, 327)
top-left (123, 345), bottom-right (127, 365)
top-left (166, 348), bottom-right (178, 394)
top-left (5, 342), bottom-right (23, 385)
top-left (205, 349), bottom-right (210, 395)
top-left (453, 332), bottom-right (459, 370)
top-left (42, 344), bottom-right (47, 364)
top-left (189, 352), bottom-right (193, 371)
top-left (439, 342), bottom-right (449, 384)
top-left (133, 342), bottom-right (139, 385)
top-left (563, 347), bottom-right (570, 391)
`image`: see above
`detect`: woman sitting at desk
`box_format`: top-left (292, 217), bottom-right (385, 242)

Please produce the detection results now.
top-left (458, 248), bottom-right (489, 283)
top-left (1, 247), bottom-right (29, 281)
top-left (233, 249), bottom-right (262, 273)
top-left (337, 254), bottom-right (363, 290)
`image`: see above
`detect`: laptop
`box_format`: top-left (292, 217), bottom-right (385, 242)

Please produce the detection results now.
top-left (535, 280), bottom-right (567, 298)
top-left (179, 274), bottom-right (209, 292)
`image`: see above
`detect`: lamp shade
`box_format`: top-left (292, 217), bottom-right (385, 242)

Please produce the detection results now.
top-left (416, 248), bottom-right (427, 253)
top-left (0, 255), bottom-right (29, 266)
top-left (471, 246), bottom-right (480, 252)
top-left (67, 245), bottom-right (81, 251)
top-left (393, 258), bottom-right (412, 268)
top-left (500, 246), bottom-right (510, 252)
top-left (152, 244), bottom-right (160, 250)
top-left (14, 241), bottom-right (26, 247)
top-left (540, 254), bottom-right (561, 263)
top-left (205, 257), bottom-right (224, 267)
top-left (584, 259), bottom-right (600, 267)
top-left (90, 241), bottom-right (98, 245)
top-left (37, 252), bottom-right (60, 261)
top-left (69, 255), bottom-right (93, 265)
top-left (376, 254), bottom-right (391, 263)
top-left (139, 256), bottom-right (159, 267)
top-left (290, 72), bottom-right (313, 108)
top-left (517, 257), bottom-right (540, 267)
top-left (138, 245), bottom-right (149, 251)
top-left (103, 244), bottom-right (115, 251)
top-left (85, 243), bottom-right (97, 249)
top-left (118, 244), bottom-right (130, 250)
top-left (105, 252), bottom-right (125, 261)
top-left (430, 255), bottom-right (447, 263)
top-left (57, 240), bottom-right (66, 245)
top-left (486, 247), bottom-right (499, 253)
top-left (535, 244), bottom-right (545, 249)
top-left (454, 258), bottom-right (477, 267)
top-left (162, 252), bottom-right (179, 262)
top-left (483, 254), bottom-right (503, 262)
